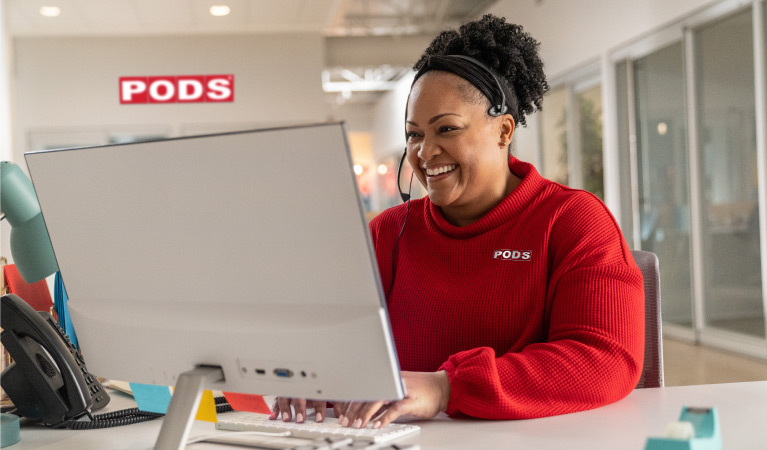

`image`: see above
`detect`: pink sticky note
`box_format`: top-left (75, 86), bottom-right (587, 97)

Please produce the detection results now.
top-left (223, 392), bottom-right (272, 415)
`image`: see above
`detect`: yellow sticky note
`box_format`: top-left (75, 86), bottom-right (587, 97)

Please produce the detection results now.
top-left (195, 390), bottom-right (217, 422)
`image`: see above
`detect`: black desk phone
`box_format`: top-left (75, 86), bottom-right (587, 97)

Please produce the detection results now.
top-left (1, 293), bottom-right (109, 427)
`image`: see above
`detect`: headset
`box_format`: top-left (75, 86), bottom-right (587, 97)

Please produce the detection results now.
top-left (447, 54), bottom-right (510, 118)
top-left (387, 148), bottom-right (413, 298)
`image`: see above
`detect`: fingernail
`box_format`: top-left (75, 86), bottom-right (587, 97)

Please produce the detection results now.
top-left (353, 418), bottom-right (362, 429)
top-left (316, 412), bottom-right (323, 422)
top-left (296, 413), bottom-right (304, 423)
top-left (342, 417), bottom-right (350, 427)
top-left (373, 421), bottom-right (381, 429)
top-left (338, 414), bottom-right (344, 423)
top-left (282, 412), bottom-right (289, 422)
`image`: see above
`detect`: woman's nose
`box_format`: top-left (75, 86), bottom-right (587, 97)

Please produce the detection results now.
top-left (417, 137), bottom-right (440, 161)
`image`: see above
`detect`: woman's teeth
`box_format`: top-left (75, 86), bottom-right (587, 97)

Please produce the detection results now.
top-left (425, 164), bottom-right (456, 176)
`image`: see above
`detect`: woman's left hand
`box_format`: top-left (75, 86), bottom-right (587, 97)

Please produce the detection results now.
top-left (337, 370), bottom-right (451, 429)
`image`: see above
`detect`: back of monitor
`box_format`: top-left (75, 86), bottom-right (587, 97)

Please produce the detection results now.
top-left (25, 123), bottom-right (403, 402)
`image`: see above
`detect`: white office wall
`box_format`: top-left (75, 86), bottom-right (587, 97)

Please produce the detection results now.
top-left (11, 33), bottom-right (327, 162)
top-left (490, 0), bottom-right (718, 79)
top-left (0, 0), bottom-right (10, 162)
top-left (1, 0), bottom-right (12, 265)
top-left (371, 72), bottom-right (413, 162)
top-left (329, 101), bottom-right (373, 133)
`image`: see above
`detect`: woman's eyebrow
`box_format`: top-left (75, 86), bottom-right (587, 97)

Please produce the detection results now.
top-left (406, 113), bottom-right (463, 127)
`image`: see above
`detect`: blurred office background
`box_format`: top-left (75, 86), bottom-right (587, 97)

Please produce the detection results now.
top-left (1, 0), bottom-right (766, 385)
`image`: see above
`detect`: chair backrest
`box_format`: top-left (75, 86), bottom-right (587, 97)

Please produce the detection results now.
top-left (631, 250), bottom-right (664, 388)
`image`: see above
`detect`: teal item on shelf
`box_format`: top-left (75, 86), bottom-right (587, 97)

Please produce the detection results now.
top-left (0, 161), bottom-right (59, 283)
top-left (645, 407), bottom-right (721, 450)
top-left (0, 413), bottom-right (20, 447)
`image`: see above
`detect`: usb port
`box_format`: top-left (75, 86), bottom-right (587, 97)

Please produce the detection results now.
top-left (255, 369), bottom-right (266, 375)
top-left (273, 368), bottom-right (294, 378)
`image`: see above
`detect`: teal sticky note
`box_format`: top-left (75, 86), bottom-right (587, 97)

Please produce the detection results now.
top-left (129, 383), bottom-right (173, 414)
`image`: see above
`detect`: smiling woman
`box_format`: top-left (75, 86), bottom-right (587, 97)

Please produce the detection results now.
top-left (272, 13), bottom-right (645, 430)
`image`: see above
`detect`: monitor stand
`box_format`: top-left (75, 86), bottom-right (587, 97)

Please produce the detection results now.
top-left (154, 365), bottom-right (225, 450)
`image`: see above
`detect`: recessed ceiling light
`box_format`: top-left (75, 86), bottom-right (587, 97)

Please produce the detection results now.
top-left (39, 6), bottom-right (61, 17)
top-left (209, 5), bottom-right (231, 17)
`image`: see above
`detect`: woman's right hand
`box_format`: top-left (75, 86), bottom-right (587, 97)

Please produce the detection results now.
top-left (269, 398), bottom-right (343, 423)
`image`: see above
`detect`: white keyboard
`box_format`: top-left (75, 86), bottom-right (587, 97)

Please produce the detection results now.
top-left (216, 411), bottom-right (420, 445)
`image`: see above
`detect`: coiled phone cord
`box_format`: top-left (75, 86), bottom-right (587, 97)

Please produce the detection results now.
top-left (66, 396), bottom-right (233, 430)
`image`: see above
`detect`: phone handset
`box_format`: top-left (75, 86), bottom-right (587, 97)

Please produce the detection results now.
top-left (0, 293), bottom-right (110, 427)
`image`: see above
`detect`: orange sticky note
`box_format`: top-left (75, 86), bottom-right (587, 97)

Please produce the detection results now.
top-left (195, 390), bottom-right (217, 422)
top-left (223, 392), bottom-right (272, 415)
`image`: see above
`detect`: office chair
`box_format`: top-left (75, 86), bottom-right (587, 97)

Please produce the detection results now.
top-left (631, 250), bottom-right (664, 389)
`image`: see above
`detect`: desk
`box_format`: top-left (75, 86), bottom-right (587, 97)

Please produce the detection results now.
top-left (13, 381), bottom-right (767, 449)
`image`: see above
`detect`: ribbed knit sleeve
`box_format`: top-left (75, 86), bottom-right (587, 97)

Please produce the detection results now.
top-left (371, 157), bottom-right (644, 420)
top-left (439, 191), bottom-right (644, 419)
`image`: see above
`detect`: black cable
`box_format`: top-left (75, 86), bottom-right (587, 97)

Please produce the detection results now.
top-left (65, 396), bottom-right (233, 430)
top-left (67, 408), bottom-right (163, 429)
top-left (386, 171), bottom-right (414, 298)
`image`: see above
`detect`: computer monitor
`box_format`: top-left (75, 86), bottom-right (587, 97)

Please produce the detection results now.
top-left (25, 123), bottom-right (404, 448)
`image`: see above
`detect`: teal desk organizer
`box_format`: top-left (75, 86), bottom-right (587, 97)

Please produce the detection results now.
top-left (645, 407), bottom-right (721, 450)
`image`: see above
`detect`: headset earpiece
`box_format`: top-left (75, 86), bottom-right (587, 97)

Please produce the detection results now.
top-left (488, 104), bottom-right (509, 117)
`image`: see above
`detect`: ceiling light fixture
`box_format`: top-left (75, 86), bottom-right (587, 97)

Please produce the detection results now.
top-left (39, 6), bottom-right (61, 17)
top-left (209, 5), bottom-right (231, 17)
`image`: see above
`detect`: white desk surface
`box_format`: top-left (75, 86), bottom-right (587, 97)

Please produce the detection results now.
top-left (12, 381), bottom-right (767, 450)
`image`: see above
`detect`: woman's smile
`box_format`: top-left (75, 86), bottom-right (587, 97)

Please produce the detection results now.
top-left (424, 163), bottom-right (459, 181)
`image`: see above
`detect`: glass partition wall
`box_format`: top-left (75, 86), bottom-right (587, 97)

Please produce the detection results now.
top-left (695, 9), bottom-right (764, 339)
top-left (614, 0), bottom-right (767, 358)
top-left (634, 42), bottom-right (695, 331)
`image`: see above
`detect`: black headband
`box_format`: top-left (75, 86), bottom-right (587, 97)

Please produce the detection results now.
top-left (412, 54), bottom-right (518, 121)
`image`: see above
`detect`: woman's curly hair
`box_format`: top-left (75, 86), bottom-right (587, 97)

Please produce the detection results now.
top-left (414, 14), bottom-right (548, 127)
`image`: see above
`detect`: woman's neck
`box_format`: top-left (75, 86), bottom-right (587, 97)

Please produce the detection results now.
top-left (440, 172), bottom-right (522, 227)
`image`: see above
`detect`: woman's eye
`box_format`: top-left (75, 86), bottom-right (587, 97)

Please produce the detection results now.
top-left (439, 126), bottom-right (458, 133)
top-left (406, 131), bottom-right (421, 139)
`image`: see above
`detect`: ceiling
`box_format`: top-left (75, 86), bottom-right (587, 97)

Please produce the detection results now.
top-left (6, 0), bottom-right (498, 37)
top-left (5, 0), bottom-right (498, 105)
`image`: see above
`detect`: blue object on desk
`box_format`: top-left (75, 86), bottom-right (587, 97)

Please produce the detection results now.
top-left (130, 383), bottom-right (173, 414)
top-left (645, 407), bottom-right (721, 450)
top-left (0, 413), bottom-right (20, 447)
top-left (53, 271), bottom-right (78, 349)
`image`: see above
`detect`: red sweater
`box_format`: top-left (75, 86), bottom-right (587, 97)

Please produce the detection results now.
top-left (369, 156), bottom-right (644, 420)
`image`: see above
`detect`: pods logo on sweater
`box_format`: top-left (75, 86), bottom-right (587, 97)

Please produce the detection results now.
top-left (493, 250), bottom-right (532, 261)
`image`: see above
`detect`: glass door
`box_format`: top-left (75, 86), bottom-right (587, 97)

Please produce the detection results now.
top-left (633, 42), bottom-right (694, 330)
top-left (694, 9), bottom-right (765, 338)
top-left (615, 0), bottom-right (767, 358)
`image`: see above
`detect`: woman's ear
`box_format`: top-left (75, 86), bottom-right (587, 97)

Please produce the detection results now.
top-left (499, 115), bottom-right (515, 148)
